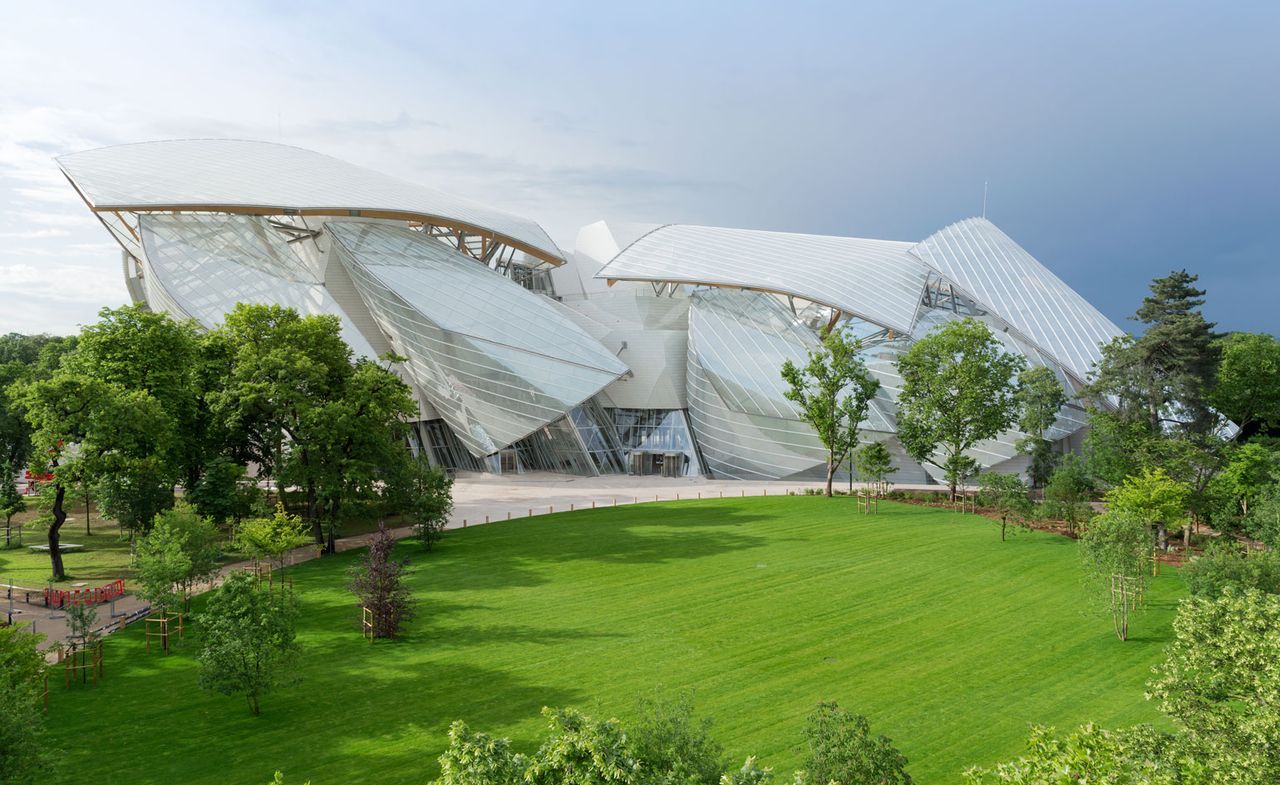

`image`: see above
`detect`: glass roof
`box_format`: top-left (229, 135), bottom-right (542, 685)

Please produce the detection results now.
top-left (57, 139), bottom-right (563, 263)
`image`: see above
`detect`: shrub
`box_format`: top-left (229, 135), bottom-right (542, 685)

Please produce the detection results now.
top-left (630, 692), bottom-right (724, 785)
top-left (1182, 541), bottom-right (1280, 597)
top-left (348, 523), bottom-right (413, 639)
top-left (800, 701), bottom-right (912, 785)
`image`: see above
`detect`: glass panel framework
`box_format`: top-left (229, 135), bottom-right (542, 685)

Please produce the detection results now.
top-left (326, 221), bottom-right (628, 458)
top-left (609, 408), bottom-right (704, 477)
top-left (137, 213), bottom-right (378, 357)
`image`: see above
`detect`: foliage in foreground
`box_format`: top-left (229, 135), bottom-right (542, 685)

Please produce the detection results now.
top-left (432, 699), bottom-right (909, 785)
top-left (0, 624), bottom-right (54, 785)
top-left (973, 589), bottom-right (1280, 785)
top-left (197, 571), bottom-right (300, 715)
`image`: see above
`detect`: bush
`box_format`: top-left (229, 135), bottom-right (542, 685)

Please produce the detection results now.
top-left (800, 701), bottom-right (912, 785)
top-left (1042, 455), bottom-right (1094, 534)
top-left (1182, 541), bottom-right (1280, 597)
top-left (630, 693), bottom-right (724, 785)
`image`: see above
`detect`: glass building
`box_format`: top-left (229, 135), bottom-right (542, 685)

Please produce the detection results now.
top-left (58, 139), bottom-right (1121, 483)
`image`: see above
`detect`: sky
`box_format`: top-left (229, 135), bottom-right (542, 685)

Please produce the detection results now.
top-left (1, 1), bottom-right (1276, 336)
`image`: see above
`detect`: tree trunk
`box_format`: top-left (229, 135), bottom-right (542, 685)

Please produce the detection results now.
top-left (1001, 517), bottom-right (1007, 542)
top-left (1156, 522), bottom-right (1169, 552)
top-left (49, 483), bottom-right (67, 581)
top-left (824, 452), bottom-right (834, 497)
top-left (85, 488), bottom-right (91, 536)
top-left (306, 483), bottom-right (323, 547)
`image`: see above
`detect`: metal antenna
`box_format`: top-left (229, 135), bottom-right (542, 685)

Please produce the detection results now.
top-left (982, 179), bottom-right (989, 219)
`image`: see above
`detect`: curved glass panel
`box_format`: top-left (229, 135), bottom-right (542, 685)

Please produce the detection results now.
top-left (327, 221), bottom-right (627, 457)
top-left (595, 224), bottom-right (929, 333)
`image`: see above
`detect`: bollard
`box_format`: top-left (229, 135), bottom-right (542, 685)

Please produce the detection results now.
top-left (592, 500), bottom-right (596, 509)
top-left (570, 503), bottom-right (574, 512)
top-left (463, 519), bottom-right (467, 527)
top-left (698, 492), bottom-right (701, 500)
top-left (507, 511), bottom-right (512, 520)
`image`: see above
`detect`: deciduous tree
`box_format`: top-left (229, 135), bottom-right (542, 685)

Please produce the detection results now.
top-left (977, 472), bottom-right (1033, 541)
top-left (1079, 511), bottom-right (1152, 640)
top-left (1210, 332), bottom-right (1280, 439)
top-left (895, 318), bottom-right (1025, 497)
top-left (1013, 366), bottom-right (1067, 488)
top-left (781, 328), bottom-right (881, 497)
top-left (855, 441), bottom-right (895, 495)
top-left (197, 570), bottom-right (300, 716)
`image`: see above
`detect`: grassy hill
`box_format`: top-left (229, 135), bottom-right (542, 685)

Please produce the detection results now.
top-left (46, 497), bottom-right (1184, 784)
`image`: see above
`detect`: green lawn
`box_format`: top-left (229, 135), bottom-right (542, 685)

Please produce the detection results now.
top-left (45, 498), bottom-right (1184, 784)
top-left (1, 504), bottom-right (134, 586)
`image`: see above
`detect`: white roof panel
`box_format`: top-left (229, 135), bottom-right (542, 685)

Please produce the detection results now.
top-left (908, 218), bottom-right (1123, 381)
top-left (593, 224), bottom-right (929, 334)
top-left (56, 139), bottom-right (563, 263)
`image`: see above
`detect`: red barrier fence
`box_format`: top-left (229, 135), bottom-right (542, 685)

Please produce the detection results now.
top-left (45, 580), bottom-right (125, 609)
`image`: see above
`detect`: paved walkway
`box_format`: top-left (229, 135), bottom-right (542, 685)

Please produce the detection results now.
top-left (7, 473), bottom-right (939, 654)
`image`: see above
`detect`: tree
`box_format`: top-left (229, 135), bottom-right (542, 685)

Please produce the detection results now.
top-left (1079, 512), bottom-right (1152, 640)
top-left (963, 723), bottom-right (1182, 785)
top-left (70, 305), bottom-right (206, 490)
top-left (197, 570), bottom-right (300, 715)
top-left (1104, 467), bottom-right (1190, 553)
top-left (136, 522), bottom-right (191, 615)
top-left (800, 701), bottom-right (912, 785)
top-left (526, 706), bottom-right (641, 785)
top-left (1210, 332), bottom-right (1280, 439)
top-left (854, 441), bottom-right (895, 497)
top-left (0, 624), bottom-right (54, 785)
top-left (977, 472), bottom-right (1033, 542)
top-left (210, 305), bottom-right (414, 551)
top-left (1, 465), bottom-right (24, 541)
top-left (1212, 441), bottom-right (1278, 519)
top-left (895, 318), bottom-right (1025, 497)
top-left (1182, 541), bottom-right (1280, 598)
top-left (1013, 366), bottom-right (1067, 488)
top-left (781, 328), bottom-right (881, 497)
top-left (397, 457), bottom-right (453, 551)
top-left (1090, 270), bottom-right (1218, 435)
top-left (630, 692), bottom-right (724, 785)
top-left (136, 503), bottom-right (221, 611)
top-left (1042, 454), bottom-right (1094, 535)
top-left (187, 457), bottom-right (261, 527)
top-left (348, 523), bottom-right (413, 639)
top-left (1147, 589), bottom-right (1280, 785)
top-left (237, 503), bottom-right (311, 574)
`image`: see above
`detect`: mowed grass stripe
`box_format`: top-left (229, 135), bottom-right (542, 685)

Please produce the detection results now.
top-left (46, 498), bottom-right (1181, 785)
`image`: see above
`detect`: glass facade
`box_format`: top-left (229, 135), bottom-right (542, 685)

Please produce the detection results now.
top-left (326, 221), bottom-right (628, 458)
top-left (610, 408), bottom-right (703, 477)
